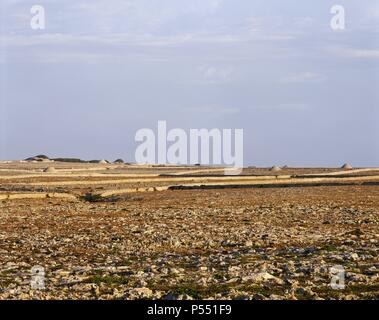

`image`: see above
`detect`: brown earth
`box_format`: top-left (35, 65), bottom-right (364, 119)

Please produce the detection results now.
top-left (0, 161), bottom-right (378, 300)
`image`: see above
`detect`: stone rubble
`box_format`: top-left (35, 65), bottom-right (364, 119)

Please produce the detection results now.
top-left (0, 186), bottom-right (378, 300)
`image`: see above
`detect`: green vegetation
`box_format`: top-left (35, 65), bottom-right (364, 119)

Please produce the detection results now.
top-left (80, 194), bottom-right (120, 203)
top-left (314, 283), bottom-right (379, 299)
top-left (53, 158), bottom-right (86, 163)
top-left (213, 271), bottom-right (227, 280)
top-left (323, 244), bottom-right (339, 252)
top-left (171, 286), bottom-right (202, 299)
top-left (35, 154), bottom-right (49, 159)
top-left (86, 274), bottom-right (129, 285)
top-left (149, 281), bottom-right (288, 299)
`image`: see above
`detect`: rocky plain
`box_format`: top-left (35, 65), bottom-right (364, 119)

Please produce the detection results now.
top-left (0, 161), bottom-right (378, 300)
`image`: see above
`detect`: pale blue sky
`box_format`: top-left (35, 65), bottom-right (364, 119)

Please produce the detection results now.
top-left (0, 0), bottom-right (378, 166)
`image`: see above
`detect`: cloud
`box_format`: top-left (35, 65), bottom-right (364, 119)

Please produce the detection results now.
top-left (197, 65), bottom-right (234, 83)
top-left (348, 49), bottom-right (379, 58)
top-left (0, 1), bottom-right (301, 65)
top-left (280, 72), bottom-right (326, 84)
top-left (254, 103), bottom-right (310, 111)
top-left (326, 45), bottom-right (379, 60)
top-left (184, 105), bottom-right (239, 115)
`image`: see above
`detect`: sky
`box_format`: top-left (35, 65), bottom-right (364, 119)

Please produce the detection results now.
top-left (0, 0), bottom-right (378, 166)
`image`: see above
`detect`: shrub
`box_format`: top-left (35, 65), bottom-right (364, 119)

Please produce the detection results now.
top-left (80, 193), bottom-right (120, 203)
top-left (52, 158), bottom-right (86, 163)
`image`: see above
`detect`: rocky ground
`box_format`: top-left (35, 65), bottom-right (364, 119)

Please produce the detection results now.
top-left (0, 185), bottom-right (378, 300)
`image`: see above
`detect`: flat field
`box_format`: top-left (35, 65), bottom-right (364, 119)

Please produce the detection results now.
top-left (0, 161), bottom-right (378, 299)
